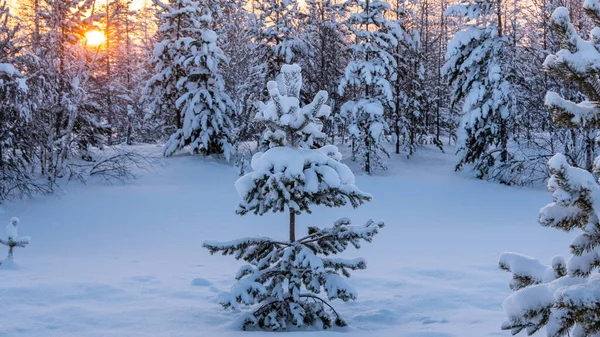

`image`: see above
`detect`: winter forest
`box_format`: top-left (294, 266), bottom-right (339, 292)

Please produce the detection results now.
top-left (3, 0), bottom-right (600, 336)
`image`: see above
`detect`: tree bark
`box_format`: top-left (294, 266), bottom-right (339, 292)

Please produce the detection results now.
top-left (289, 208), bottom-right (296, 242)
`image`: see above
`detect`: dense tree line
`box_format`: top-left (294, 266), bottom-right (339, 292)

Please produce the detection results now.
top-left (1, 0), bottom-right (599, 203)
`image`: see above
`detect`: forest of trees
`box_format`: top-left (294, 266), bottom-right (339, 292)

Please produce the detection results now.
top-left (0, 0), bottom-right (597, 202)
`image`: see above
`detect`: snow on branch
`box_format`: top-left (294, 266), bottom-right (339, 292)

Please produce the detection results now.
top-left (255, 64), bottom-right (330, 150)
top-left (544, 6), bottom-right (600, 126)
top-left (235, 146), bottom-right (372, 216)
top-left (545, 92), bottom-right (600, 128)
top-left (499, 253), bottom-right (566, 291)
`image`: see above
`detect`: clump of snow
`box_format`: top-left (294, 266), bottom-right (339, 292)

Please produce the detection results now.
top-left (191, 278), bottom-right (212, 287)
top-left (235, 146), bottom-right (371, 215)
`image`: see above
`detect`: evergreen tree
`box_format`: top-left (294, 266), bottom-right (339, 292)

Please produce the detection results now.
top-left (442, 0), bottom-right (513, 177)
top-left (340, 99), bottom-right (390, 173)
top-left (500, 154), bottom-right (600, 337)
top-left (339, 0), bottom-right (395, 174)
top-left (500, 3), bottom-right (600, 336)
top-left (300, 0), bottom-right (349, 142)
top-left (163, 0), bottom-right (235, 159)
top-left (253, 0), bottom-right (304, 85)
top-left (142, 0), bottom-right (204, 136)
top-left (213, 0), bottom-right (264, 150)
top-left (0, 1), bottom-right (40, 202)
top-left (203, 64), bottom-right (383, 330)
top-left (387, 1), bottom-right (430, 157)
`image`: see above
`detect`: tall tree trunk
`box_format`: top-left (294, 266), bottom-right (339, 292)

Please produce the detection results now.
top-left (497, 0), bottom-right (508, 163)
top-left (289, 208), bottom-right (296, 242)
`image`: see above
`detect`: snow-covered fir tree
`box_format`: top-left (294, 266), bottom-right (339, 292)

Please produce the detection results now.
top-left (300, 0), bottom-right (349, 141)
top-left (387, 1), bottom-right (429, 157)
top-left (143, 0), bottom-right (204, 136)
top-left (340, 100), bottom-right (389, 173)
top-left (253, 0), bottom-right (305, 86)
top-left (213, 0), bottom-right (264, 146)
top-left (499, 153), bottom-right (600, 336)
top-left (500, 3), bottom-right (600, 336)
top-left (443, 0), bottom-right (513, 177)
top-left (339, 0), bottom-right (395, 174)
top-left (0, 0), bottom-right (33, 202)
top-left (0, 217), bottom-right (30, 264)
top-left (203, 64), bottom-right (383, 330)
top-left (163, 1), bottom-right (235, 159)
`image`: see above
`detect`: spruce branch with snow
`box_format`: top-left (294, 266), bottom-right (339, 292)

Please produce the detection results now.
top-left (204, 64), bottom-right (383, 331)
top-left (0, 217), bottom-right (30, 264)
top-left (544, 3), bottom-right (600, 130)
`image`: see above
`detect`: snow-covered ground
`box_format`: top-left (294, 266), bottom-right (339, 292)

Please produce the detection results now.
top-left (0, 144), bottom-right (571, 337)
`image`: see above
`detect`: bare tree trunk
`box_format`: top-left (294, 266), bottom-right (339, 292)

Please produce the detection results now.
top-left (7, 244), bottom-right (14, 261)
top-left (289, 208), bottom-right (296, 242)
top-left (365, 137), bottom-right (371, 174)
top-left (497, 0), bottom-right (508, 163)
top-left (586, 127), bottom-right (594, 172)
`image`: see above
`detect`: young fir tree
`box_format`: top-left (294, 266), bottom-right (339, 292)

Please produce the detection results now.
top-left (442, 0), bottom-right (513, 177)
top-left (339, 0), bottom-right (394, 175)
top-left (398, 30), bottom-right (427, 157)
top-left (203, 64), bottom-right (384, 331)
top-left (163, 1), bottom-right (235, 159)
top-left (500, 3), bottom-right (600, 336)
top-left (143, 0), bottom-right (204, 137)
top-left (0, 1), bottom-right (34, 202)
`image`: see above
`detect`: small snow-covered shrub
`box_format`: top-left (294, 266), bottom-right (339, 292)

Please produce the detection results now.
top-left (0, 217), bottom-right (30, 264)
top-left (203, 64), bottom-right (384, 331)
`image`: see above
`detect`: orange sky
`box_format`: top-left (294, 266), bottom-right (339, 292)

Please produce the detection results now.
top-left (7, 0), bottom-right (146, 11)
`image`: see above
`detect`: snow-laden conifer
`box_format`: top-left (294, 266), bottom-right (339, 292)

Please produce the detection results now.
top-left (339, 0), bottom-right (394, 174)
top-left (162, 1), bottom-right (235, 159)
top-left (500, 3), bottom-right (600, 336)
top-left (443, 0), bottom-right (513, 176)
top-left (142, 0), bottom-right (204, 135)
top-left (204, 64), bottom-right (383, 331)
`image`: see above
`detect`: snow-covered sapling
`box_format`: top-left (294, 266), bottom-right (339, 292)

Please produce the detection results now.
top-left (203, 64), bottom-right (384, 331)
top-left (0, 217), bottom-right (30, 264)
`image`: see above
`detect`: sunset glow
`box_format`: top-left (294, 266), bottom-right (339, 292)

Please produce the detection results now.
top-left (85, 30), bottom-right (106, 47)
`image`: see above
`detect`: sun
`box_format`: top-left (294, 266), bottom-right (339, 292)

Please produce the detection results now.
top-left (85, 30), bottom-right (106, 47)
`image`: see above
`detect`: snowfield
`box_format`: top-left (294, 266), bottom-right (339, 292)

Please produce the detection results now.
top-left (0, 144), bottom-right (571, 337)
